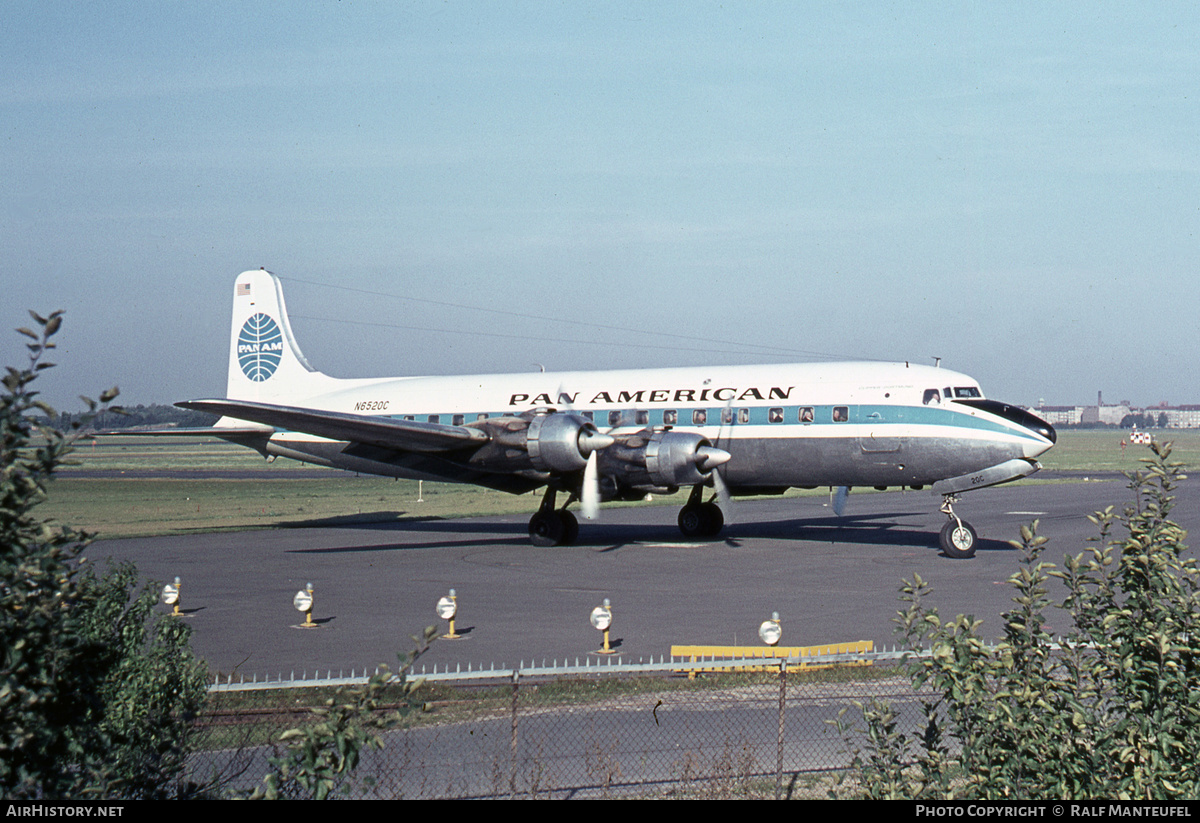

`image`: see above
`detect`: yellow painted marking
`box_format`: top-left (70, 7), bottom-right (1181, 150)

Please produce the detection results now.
top-left (670, 640), bottom-right (873, 673)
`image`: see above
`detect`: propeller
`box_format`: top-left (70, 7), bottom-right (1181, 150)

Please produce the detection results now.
top-left (558, 388), bottom-right (613, 521)
top-left (581, 450), bottom-right (601, 520)
top-left (703, 412), bottom-right (736, 522)
top-left (578, 427), bottom-right (615, 456)
top-left (710, 464), bottom-right (734, 524)
top-left (832, 485), bottom-right (850, 517)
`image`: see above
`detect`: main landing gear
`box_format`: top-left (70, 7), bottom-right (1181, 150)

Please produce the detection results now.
top-left (677, 484), bottom-right (725, 539)
top-left (528, 483), bottom-right (729, 545)
top-left (528, 487), bottom-right (579, 547)
top-left (938, 494), bottom-right (978, 559)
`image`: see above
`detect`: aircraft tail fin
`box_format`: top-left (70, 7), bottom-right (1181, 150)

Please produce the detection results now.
top-left (226, 270), bottom-right (337, 402)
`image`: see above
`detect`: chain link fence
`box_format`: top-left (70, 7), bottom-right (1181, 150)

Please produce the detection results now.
top-left (189, 651), bottom-right (934, 799)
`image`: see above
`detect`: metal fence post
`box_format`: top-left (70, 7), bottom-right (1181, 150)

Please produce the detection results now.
top-left (775, 656), bottom-right (787, 800)
top-left (509, 668), bottom-right (520, 797)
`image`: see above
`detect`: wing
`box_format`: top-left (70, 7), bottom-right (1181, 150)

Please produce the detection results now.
top-left (176, 398), bottom-right (488, 453)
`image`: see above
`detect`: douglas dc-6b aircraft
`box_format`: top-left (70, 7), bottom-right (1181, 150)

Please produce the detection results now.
top-left (170, 270), bottom-right (1056, 559)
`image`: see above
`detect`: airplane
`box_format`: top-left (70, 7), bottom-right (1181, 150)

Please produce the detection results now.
top-left (165, 269), bottom-right (1056, 559)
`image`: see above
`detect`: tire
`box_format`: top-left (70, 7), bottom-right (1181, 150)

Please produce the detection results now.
top-left (529, 510), bottom-right (566, 547)
top-left (679, 503), bottom-right (724, 538)
top-left (558, 510), bottom-right (579, 545)
top-left (700, 502), bottom-right (724, 537)
top-left (678, 505), bottom-right (706, 538)
top-left (940, 520), bottom-right (978, 559)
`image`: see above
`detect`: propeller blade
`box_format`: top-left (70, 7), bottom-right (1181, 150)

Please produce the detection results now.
top-left (711, 466), bottom-right (734, 525)
top-left (581, 450), bottom-right (601, 520)
top-left (832, 485), bottom-right (850, 517)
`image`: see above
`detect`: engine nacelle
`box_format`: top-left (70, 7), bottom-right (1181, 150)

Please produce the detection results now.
top-left (525, 411), bottom-right (596, 473)
top-left (469, 410), bottom-right (612, 475)
top-left (602, 430), bottom-right (718, 490)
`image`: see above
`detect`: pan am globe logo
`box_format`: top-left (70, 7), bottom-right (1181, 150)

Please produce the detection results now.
top-left (237, 313), bottom-right (285, 381)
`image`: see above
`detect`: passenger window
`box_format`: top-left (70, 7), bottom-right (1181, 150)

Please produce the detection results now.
top-left (769, 408), bottom-right (783, 423)
top-left (476, 413), bottom-right (489, 421)
top-left (635, 410), bottom-right (649, 426)
top-left (799, 407), bottom-right (814, 423)
top-left (452, 414), bottom-right (464, 425)
top-left (608, 410), bottom-right (623, 427)
top-left (663, 409), bottom-right (678, 425)
top-left (581, 411), bottom-right (594, 422)
top-left (693, 409), bottom-right (707, 425)
top-left (832, 406), bottom-right (848, 423)
top-left (721, 407), bottom-right (734, 425)
top-left (428, 414), bottom-right (440, 424)
top-left (403, 415), bottom-right (415, 421)
top-left (738, 408), bottom-right (750, 424)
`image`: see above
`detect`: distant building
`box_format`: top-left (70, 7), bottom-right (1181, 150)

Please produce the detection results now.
top-left (1080, 402), bottom-right (1131, 426)
top-left (1034, 405), bottom-right (1084, 426)
top-left (1161, 405), bottom-right (1200, 428)
top-left (1036, 393), bottom-right (1200, 428)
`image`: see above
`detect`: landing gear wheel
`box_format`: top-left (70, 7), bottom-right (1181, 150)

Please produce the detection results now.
top-left (678, 505), bottom-right (705, 538)
top-left (558, 510), bottom-right (579, 545)
top-left (700, 502), bottom-right (724, 536)
top-left (939, 520), bottom-right (978, 559)
top-left (529, 510), bottom-right (566, 547)
top-left (678, 503), bottom-right (724, 538)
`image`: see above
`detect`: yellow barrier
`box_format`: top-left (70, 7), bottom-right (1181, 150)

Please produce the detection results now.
top-left (670, 640), bottom-right (873, 673)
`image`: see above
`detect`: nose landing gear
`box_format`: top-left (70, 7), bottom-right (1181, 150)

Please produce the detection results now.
top-left (938, 494), bottom-right (977, 559)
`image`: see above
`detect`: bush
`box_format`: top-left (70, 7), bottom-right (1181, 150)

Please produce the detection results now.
top-left (0, 312), bottom-right (207, 799)
top-left (836, 442), bottom-right (1200, 799)
top-left (246, 626), bottom-right (437, 800)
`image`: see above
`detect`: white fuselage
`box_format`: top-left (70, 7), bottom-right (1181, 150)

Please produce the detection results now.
top-left (257, 361), bottom-right (1052, 490)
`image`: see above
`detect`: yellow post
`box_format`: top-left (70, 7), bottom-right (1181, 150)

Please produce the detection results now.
top-left (592, 599), bottom-right (616, 655)
top-left (301, 583), bottom-right (316, 628)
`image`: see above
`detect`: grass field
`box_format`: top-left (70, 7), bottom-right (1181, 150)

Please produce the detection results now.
top-left (39, 429), bottom-right (1197, 539)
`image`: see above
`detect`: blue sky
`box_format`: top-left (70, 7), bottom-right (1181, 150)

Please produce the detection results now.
top-left (3, 2), bottom-right (1198, 411)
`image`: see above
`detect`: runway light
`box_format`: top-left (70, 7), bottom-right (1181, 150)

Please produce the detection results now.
top-left (437, 588), bottom-right (460, 639)
top-left (161, 576), bottom-right (181, 616)
top-left (294, 582), bottom-right (316, 628)
top-left (590, 598), bottom-right (616, 655)
top-left (759, 612), bottom-right (782, 646)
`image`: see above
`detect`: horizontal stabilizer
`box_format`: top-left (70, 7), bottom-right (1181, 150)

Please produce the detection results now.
top-left (96, 425), bottom-right (271, 437)
top-left (177, 398), bottom-right (489, 454)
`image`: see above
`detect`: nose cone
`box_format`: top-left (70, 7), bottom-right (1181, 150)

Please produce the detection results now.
top-left (954, 399), bottom-right (1056, 456)
top-left (1024, 411), bottom-right (1056, 445)
top-left (1013, 408), bottom-right (1056, 457)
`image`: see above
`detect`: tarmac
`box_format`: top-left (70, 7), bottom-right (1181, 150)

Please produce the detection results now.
top-left (88, 473), bottom-right (1198, 679)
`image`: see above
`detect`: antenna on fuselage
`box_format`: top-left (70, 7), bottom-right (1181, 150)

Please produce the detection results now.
top-left (932, 356), bottom-right (942, 368)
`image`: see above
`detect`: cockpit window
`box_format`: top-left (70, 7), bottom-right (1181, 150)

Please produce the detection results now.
top-left (954, 386), bottom-right (982, 398)
top-left (923, 389), bottom-right (941, 405)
